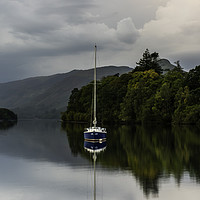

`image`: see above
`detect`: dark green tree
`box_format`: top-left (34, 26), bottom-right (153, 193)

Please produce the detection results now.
top-left (98, 73), bottom-right (132, 124)
top-left (61, 85), bottom-right (92, 122)
top-left (61, 72), bottom-right (132, 124)
top-left (152, 67), bottom-right (186, 123)
top-left (185, 65), bottom-right (200, 90)
top-left (133, 49), bottom-right (163, 75)
top-left (120, 70), bottom-right (161, 123)
top-left (0, 108), bottom-right (17, 121)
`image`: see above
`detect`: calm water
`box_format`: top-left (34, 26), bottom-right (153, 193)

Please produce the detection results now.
top-left (0, 120), bottom-right (200, 200)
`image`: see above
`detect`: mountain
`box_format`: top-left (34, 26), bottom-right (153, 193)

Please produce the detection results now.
top-left (0, 66), bottom-right (132, 119)
top-left (158, 58), bottom-right (175, 72)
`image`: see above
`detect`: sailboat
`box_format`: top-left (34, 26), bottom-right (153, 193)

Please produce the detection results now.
top-left (84, 45), bottom-right (107, 141)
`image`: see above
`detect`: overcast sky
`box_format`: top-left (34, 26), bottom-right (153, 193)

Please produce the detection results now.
top-left (0, 0), bottom-right (200, 82)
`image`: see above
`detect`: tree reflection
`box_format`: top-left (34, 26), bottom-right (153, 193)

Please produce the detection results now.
top-left (62, 123), bottom-right (200, 197)
top-left (0, 121), bottom-right (17, 130)
top-left (61, 123), bottom-right (84, 156)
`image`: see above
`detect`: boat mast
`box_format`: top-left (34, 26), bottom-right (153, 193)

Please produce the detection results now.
top-left (93, 44), bottom-right (97, 127)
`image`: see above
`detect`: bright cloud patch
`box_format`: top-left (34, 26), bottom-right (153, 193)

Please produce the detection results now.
top-left (116, 18), bottom-right (139, 44)
top-left (138, 0), bottom-right (200, 68)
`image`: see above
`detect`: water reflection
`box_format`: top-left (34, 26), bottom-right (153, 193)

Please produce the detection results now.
top-left (0, 120), bottom-right (86, 164)
top-left (0, 120), bottom-right (199, 199)
top-left (63, 123), bottom-right (200, 197)
top-left (84, 140), bottom-right (106, 200)
top-left (84, 140), bottom-right (107, 153)
top-left (0, 121), bottom-right (17, 131)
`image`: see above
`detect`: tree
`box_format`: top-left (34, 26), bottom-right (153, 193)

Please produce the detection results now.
top-left (61, 73), bottom-right (132, 124)
top-left (98, 73), bottom-right (132, 124)
top-left (152, 83), bottom-right (173, 123)
top-left (120, 70), bottom-right (161, 123)
top-left (173, 86), bottom-right (200, 125)
top-left (0, 108), bottom-right (17, 121)
top-left (185, 65), bottom-right (200, 90)
top-left (133, 49), bottom-right (163, 75)
top-left (61, 85), bottom-right (92, 122)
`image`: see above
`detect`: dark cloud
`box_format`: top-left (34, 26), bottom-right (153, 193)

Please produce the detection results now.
top-left (174, 52), bottom-right (200, 70)
top-left (0, 57), bottom-right (31, 83)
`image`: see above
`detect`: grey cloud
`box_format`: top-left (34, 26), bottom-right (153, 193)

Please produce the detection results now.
top-left (1, 0), bottom-right (199, 83)
top-left (36, 3), bottom-right (97, 25)
top-left (116, 18), bottom-right (139, 44)
top-left (0, 0), bottom-right (150, 83)
top-left (0, 58), bottom-right (31, 83)
top-left (0, 0), bottom-right (96, 36)
top-left (172, 52), bottom-right (200, 70)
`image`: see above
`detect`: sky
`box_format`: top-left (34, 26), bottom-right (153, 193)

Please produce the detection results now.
top-left (0, 0), bottom-right (200, 82)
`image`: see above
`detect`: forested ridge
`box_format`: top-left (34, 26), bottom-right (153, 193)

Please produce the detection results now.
top-left (61, 49), bottom-right (200, 125)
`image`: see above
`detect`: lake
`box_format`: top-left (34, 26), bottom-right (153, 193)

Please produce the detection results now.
top-left (0, 120), bottom-right (200, 200)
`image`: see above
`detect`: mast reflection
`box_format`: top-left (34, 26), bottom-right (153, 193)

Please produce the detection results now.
top-left (84, 140), bottom-right (106, 200)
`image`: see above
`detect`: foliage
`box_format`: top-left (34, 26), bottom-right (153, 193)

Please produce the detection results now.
top-left (152, 67), bottom-right (186, 123)
top-left (133, 49), bottom-right (163, 75)
top-left (61, 49), bottom-right (200, 125)
top-left (120, 70), bottom-right (161, 123)
top-left (184, 65), bottom-right (200, 90)
top-left (61, 84), bottom-right (93, 122)
top-left (62, 73), bottom-right (132, 124)
top-left (98, 73), bottom-right (132, 124)
top-left (0, 108), bottom-right (17, 121)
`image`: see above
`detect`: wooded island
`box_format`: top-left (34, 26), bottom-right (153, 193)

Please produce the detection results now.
top-left (0, 108), bottom-right (18, 121)
top-left (62, 49), bottom-right (200, 125)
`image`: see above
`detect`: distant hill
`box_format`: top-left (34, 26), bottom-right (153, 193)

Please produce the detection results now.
top-left (158, 59), bottom-right (175, 72)
top-left (0, 60), bottom-right (175, 119)
top-left (0, 66), bottom-right (132, 119)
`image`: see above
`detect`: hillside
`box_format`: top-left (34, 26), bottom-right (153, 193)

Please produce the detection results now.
top-left (0, 66), bottom-right (132, 119)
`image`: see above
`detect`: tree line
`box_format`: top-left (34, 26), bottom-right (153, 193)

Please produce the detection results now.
top-left (61, 49), bottom-right (200, 125)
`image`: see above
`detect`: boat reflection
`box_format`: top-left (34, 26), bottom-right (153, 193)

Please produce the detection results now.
top-left (84, 140), bottom-right (106, 153)
top-left (84, 140), bottom-right (106, 200)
